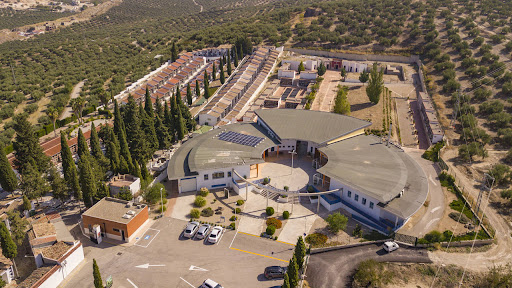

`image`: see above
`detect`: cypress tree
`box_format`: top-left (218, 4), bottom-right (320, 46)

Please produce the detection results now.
top-left (154, 97), bottom-right (163, 119)
top-left (23, 195), bottom-right (31, 211)
top-left (0, 222), bottom-right (17, 276)
top-left (106, 136), bottom-right (121, 173)
top-left (119, 156), bottom-right (130, 175)
top-left (282, 273), bottom-right (291, 288)
top-left (294, 236), bottom-right (307, 270)
top-left (60, 132), bottom-right (81, 200)
top-left (237, 43), bottom-right (243, 59)
top-left (95, 182), bottom-right (110, 203)
top-left (48, 165), bottom-right (68, 202)
top-left (155, 115), bottom-right (171, 150)
top-left (176, 91), bottom-right (195, 132)
top-left (20, 162), bottom-right (49, 201)
top-left (13, 114), bottom-right (49, 174)
top-left (176, 106), bottom-right (185, 141)
top-left (186, 83), bottom-right (193, 105)
top-left (79, 156), bottom-right (96, 208)
top-left (233, 46), bottom-right (239, 67)
top-left (140, 160), bottom-right (150, 181)
top-left (212, 62), bottom-right (217, 81)
top-left (139, 103), bottom-right (158, 153)
top-left (0, 144), bottom-right (17, 194)
top-left (333, 85), bottom-right (351, 115)
top-left (77, 128), bottom-right (89, 159)
top-left (287, 254), bottom-right (299, 288)
top-left (220, 58), bottom-right (225, 84)
top-left (171, 42), bottom-right (178, 63)
top-left (117, 125), bottom-right (134, 174)
top-left (93, 259), bottom-right (103, 288)
top-left (90, 123), bottom-right (108, 167)
top-left (133, 160), bottom-right (142, 180)
top-left (163, 100), bottom-right (174, 141)
top-left (113, 100), bottom-right (125, 138)
top-left (195, 80), bottom-right (201, 98)
top-left (227, 52), bottom-right (232, 75)
top-left (203, 71), bottom-right (211, 99)
top-left (144, 87), bottom-right (154, 118)
top-left (124, 96), bottom-right (149, 164)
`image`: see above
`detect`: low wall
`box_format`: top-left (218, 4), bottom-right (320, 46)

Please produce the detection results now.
top-left (310, 239), bottom-right (392, 254)
top-left (285, 48), bottom-right (419, 64)
top-left (415, 239), bottom-right (494, 248)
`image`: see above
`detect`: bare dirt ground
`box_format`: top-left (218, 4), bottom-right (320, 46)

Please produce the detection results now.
top-left (60, 80), bottom-right (85, 120)
top-left (311, 70), bottom-right (340, 112)
top-left (0, 0), bottom-right (121, 44)
top-left (0, 0), bottom-right (80, 10)
top-left (343, 83), bottom-right (384, 130)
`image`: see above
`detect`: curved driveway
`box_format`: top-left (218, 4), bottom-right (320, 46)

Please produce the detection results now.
top-left (306, 243), bottom-right (431, 288)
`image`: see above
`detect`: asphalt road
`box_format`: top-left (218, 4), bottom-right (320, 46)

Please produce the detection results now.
top-left (61, 217), bottom-right (294, 288)
top-left (306, 242), bottom-right (431, 288)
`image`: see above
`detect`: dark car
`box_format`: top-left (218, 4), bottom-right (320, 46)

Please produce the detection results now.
top-left (264, 266), bottom-right (287, 279)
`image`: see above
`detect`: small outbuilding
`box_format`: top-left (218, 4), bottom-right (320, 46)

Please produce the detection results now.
top-left (108, 174), bottom-right (141, 196)
top-left (82, 197), bottom-right (149, 242)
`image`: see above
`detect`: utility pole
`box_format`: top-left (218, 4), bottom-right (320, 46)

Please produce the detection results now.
top-left (475, 173), bottom-right (494, 222)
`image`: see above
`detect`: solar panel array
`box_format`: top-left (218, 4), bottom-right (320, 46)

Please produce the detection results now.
top-left (218, 131), bottom-right (264, 147)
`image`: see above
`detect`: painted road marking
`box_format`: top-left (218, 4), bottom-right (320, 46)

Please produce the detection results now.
top-left (134, 228), bottom-right (160, 248)
top-left (431, 206), bottom-right (441, 214)
top-left (135, 263), bottom-right (166, 269)
top-left (429, 175), bottom-right (438, 186)
top-left (127, 278), bottom-right (138, 288)
top-left (189, 265), bottom-right (208, 271)
top-left (230, 247), bottom-right (288, 263)
top-left (424, 217), bottom-right (440, 230)
top-left (179, 277), bottom-right (195, 288)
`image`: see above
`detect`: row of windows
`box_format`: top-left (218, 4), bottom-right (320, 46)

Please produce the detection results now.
top-left (204, 171), bottom-right (232, 180)
top-left (347, 191), bottom-right (374, 209)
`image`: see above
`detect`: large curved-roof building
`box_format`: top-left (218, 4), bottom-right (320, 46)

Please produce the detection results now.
top-left (168, 109), bottom-right (428, 233)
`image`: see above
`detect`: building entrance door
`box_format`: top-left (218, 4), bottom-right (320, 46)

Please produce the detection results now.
top-left (121, 230), bottom-right (125, 241)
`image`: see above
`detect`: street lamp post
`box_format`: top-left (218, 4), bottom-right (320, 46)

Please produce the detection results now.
top-left (289, 150), bottom-right (297, 175)
top-left (160, 187), bottom-right (164, 217)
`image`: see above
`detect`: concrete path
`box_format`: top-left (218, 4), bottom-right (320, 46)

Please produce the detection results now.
top-left (60, 80), bottom-right (85, 120)
top-left (398, 148), bottom-right (444, 237)
top-left (311, 70), bottom-right (339, 112)
top-left (170, 192), bottom-right (196, 221)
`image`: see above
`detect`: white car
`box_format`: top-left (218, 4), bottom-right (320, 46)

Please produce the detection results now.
top-left (183, 221), bottom-right (200, 238)
top-left (383, 241), bottom-right (399, 252)
top-left (207, 226), bottom-right (224, 243)
top-left (196, 224), bottom-right (211, 239)
top-left (200, 279), bottom-right (223, 288)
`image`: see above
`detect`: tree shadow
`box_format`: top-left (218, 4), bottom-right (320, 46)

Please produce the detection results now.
top-left (350, 102), bottom-right (374, 112)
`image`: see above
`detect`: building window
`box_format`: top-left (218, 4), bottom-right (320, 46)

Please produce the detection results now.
top-left (347, 191), bottom-right (351, 198)
top-left (204, 174), bottom-right (209, 180)
top-left (354, 194), bottom-right (359, 202)
top-left (369, 202), bottom-right (374, 209)
top-left (271, 147), bottom-right (275, 152)
top-left (212, 172), bottom-right (225, 179)
top-left (362, 198), bottom-right (366, 205)
top-left (227, 171), bottom-right (232, 177)
top-left (113, 228), bottom-right (120, 232)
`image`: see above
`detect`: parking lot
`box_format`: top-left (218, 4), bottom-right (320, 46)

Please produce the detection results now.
top-left (62, 217), bottom-right (294, 288)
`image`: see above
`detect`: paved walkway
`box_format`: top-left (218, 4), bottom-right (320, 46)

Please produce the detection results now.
top-left (311, 70), bottom-right (340, 111)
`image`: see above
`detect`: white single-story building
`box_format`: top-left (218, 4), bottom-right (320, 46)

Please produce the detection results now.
top-left (168, 109), bottom-right (428, 233)
top-left (108, 174), bottom-right (141, 196)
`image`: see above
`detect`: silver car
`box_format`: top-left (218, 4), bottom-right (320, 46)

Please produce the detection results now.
top-left (196, 224), bottom-right (211, 239)
top-left (183, 221), bottom-right (200, 238)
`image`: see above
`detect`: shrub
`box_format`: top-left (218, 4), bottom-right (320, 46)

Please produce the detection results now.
top-left (160, 198), bottom-right (168, 205)
top-left (233, 208), bottom-right (241, 214)
top-left (284, 186), bottom-right (289, 191)
top-left (448, 212), bottom-right (470, 224)
top-left (424, 230), bottom-right (443, 243)
top-left (236, 199), bottom-right (245, 206)
top-left (266, 217), bottom-right (282, 229)
top-left (262, 177), bottom-right (271, 184)
top-left (266, 225), bottom-right (276, 236)
top-left (325, 212), bottom-right (348, 234)
top-left (190, 209), bottom-right (200, 219)
top-left (194, 196), bottom-right (206, 207)
top-left (157, 205), bottom-right (167, 213)
top-left (201, 207), bottom-right (214, 217)
top-left (307, 185), bottom-right (315, 193)
top-left (283, 211), bottom-right (290, 219)
top-left (229, 216), bottom-right (237, 221)
top-left (229, 223), bottom-right (235, 230)
top-left (305, 233), bottom-right (327, 246)
top-left (266, 207), bottom-right (275, 216)
top-left (144, 183), bottom-right (167, 204)
top-left (199, 187), bottom-right (209, 197)
top-left (353, 259), bottom-right (393, 287)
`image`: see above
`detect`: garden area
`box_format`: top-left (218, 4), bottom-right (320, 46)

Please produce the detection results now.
top-left (260, 206), bottom-right (291, 240)
top-left (188, 187), bottom-right (243, 230)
